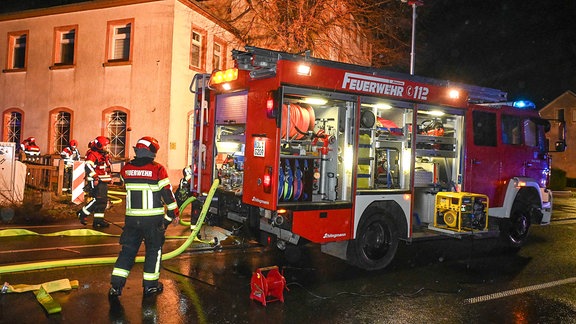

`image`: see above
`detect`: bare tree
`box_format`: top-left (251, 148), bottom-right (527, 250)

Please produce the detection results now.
top-left (199, 0), bottom-right (412, 69)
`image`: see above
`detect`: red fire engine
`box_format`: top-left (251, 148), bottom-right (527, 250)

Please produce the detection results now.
top-left (188, 47), bottom-right (566, 270)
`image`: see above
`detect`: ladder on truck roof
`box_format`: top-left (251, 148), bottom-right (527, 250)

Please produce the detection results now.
top-left (233, 46), bottom-right (508, 104)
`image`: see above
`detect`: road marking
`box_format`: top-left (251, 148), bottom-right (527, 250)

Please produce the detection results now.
top-left (550, 218), bottom-right (576, 225)
top-left (464, 277), bottom-right (576, 304)
top-left (0, 243), bottom-right (120, 254)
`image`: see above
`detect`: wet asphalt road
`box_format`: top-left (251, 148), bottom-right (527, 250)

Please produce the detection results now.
top-left (1, 194), bottom-right (576, 323)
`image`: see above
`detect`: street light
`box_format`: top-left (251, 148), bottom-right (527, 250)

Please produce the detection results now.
top-left (402, 0), bottom-right (424, 75)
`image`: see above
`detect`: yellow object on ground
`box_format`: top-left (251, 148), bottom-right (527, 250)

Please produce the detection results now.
top-left (3, 279), bottom-right (80, 314)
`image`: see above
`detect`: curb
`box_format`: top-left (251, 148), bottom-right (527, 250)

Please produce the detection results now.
top-left (553, 191), bottom-right (573, 198)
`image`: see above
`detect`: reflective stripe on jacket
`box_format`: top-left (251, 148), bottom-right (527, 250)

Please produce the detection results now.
top-left (85, 149), bottom-right (111, 180)
top-left (121, 160), bottom-right (178, 217)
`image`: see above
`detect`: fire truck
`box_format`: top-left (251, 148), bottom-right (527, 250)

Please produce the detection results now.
top-left (187, 46), bottom-right (566, 270)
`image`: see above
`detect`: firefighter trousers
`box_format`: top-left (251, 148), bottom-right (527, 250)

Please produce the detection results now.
top-left (111, 216), bottom-right (166, 289)
top-left (80, 181), bottom-right (108, 221)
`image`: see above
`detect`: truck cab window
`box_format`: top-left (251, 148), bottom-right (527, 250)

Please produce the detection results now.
top-left (473, 111), bottom-right (497, 146)
top-left (501, 114), bottom-right (523, 145)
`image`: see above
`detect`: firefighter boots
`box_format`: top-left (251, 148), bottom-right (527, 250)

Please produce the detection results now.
top-left (143, 282), bottom-right (163, 297)
top-left (93, 220), bottom-right (110, 228)
top-left (77, 210), bottom-right (87, 225)
top-left (108, 286), bottom-right (122, 297)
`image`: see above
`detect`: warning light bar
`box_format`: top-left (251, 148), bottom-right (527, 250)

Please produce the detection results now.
top-left (210, 68), bottom-right (238, 86)
top-left (512, 100), bottom-right (536, 110)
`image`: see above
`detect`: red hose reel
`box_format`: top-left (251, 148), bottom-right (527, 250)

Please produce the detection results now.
top-left (250, 266), bottom-right (288, 306)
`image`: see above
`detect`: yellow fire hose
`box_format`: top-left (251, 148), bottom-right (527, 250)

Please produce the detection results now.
top-left (0, 180), bottom-right (219, 314)
top-left (178, 196), bottom-right (196, 226)
top-left (0, 179), bottom-right (218, 274)
top-left (1, 279), bottom-right (80, 314)
top-left (107, 190), bottom-right (126, 205)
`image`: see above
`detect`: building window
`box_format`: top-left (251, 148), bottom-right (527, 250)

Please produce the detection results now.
top-left (106, 19), bottom-right (133, 64)
top-left (189, 27), bottom-right (206, 71)
top-left (52, 111), bottom-right (71, 153)
top-left (213, 42), bottom-right (223, 71)
top-left (212, 38), bottom-right (227, 70)
top-left (6, 31), bottom-right (28, 71)
top-left (3, 110), bottom-right (23, 144)
top-left (106, 110), bottom-right (127, 158)
top-left (190, 31), bottom-right (202, 68)
top-left (53, 26), bottom-right (77, 67)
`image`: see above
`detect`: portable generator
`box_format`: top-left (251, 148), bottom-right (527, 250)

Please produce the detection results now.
top-left (434, 192), bottom-right (489, 232)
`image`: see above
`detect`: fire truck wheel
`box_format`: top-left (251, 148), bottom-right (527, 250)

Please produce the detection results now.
top-left (346, 211), bottom-right (399, 271)
top-left (499, 201), bottom-right (531, 249)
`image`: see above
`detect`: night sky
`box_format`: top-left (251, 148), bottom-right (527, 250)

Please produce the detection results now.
top-left (416, 0), bottom-right (576, 107)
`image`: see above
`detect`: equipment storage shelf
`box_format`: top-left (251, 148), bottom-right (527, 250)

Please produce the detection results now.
top-left (218, 134), bottom-right (245, 143)
top-left (415, 134), bottom-right (456, 158)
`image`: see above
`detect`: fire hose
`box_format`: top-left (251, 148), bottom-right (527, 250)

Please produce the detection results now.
top-left (0, 180), bottom-right (219, 315)
top-left (0, 179), bottom-right (219, 274)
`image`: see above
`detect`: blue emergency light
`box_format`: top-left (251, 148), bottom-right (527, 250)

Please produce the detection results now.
top-left (512, 100), bottom-right (536, 109)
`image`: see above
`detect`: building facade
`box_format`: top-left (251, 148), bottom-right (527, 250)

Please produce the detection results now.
top-left (0, 0), bottom-right (373, 184)
top-left (539, 90), bottom-right (576, 178)
top-left (0, 0), bottom-right (241, 181)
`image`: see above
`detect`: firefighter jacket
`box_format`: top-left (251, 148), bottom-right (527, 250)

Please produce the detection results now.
top-left (121, 158), bottom-right (179, 221)
top-left (85, 148), bottom-right (112, 183)
top-left (61, 146), bottom-right (81, 167)
top-left (21, 140), bottom-right (41, 156)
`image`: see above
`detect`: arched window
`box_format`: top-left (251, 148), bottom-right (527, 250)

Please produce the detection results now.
top-left (106, 110), bottom-right (127, 159)
top-left (52, 111), bottom-right (71, 153)
top-left (3, 109), bottom-right (23, 145)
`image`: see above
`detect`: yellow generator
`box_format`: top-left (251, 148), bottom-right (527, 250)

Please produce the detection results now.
top-left (434, 192), bottom-right (489, 232)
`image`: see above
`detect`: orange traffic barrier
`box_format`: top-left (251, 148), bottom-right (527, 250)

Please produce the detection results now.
top-left (71, 161), bottom-right (85, 205)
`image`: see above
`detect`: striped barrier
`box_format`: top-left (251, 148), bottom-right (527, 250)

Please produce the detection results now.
top-left (71, 161), bottom-right (85, 205)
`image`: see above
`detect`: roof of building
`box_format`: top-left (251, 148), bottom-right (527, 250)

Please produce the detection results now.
top-left (540, 90), bottom-right (576, 113)
top-left (0, 0), bottom-right (238, 36)
top-left (1, 0), bottom-right (91, 14)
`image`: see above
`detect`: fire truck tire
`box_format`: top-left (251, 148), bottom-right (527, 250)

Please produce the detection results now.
top-left (346, 211), bottom-right (399, 270)
top-left (499, 201), bottom-right (531, 249)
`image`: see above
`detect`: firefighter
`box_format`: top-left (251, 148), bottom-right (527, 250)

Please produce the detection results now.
top-left (84, 139), bottom-right (95, 159)
top-left (109, 136), bottom-right (179, 297)
top-left (61, 139), bottom-right (81, 191)
top-left (77, 136), bottom-right (112, 228)
top-left (20, 137), bottom-right (41, 161)
top-left (61, 139), bottom-right (81, 166)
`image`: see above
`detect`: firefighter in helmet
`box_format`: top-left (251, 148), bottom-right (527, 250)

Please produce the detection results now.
top-left (109, 136), bottom-right (179, 297)
top-left (84, 139), bottom-right (95, 159)
top-left (61, 139), bottom-right (81, 192)
top-left (20, 136), bottom-right (41, 161)
top-left (77, 136), bottom-right (112, 228)
top-left (61, 139), bottom-right (81, 166)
